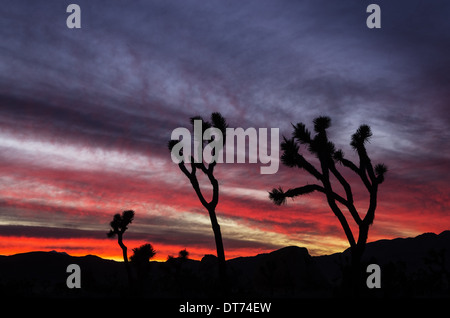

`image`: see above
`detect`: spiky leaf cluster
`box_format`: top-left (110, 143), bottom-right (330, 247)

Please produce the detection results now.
top-left (107, 210), bottom-right (135, 237)
top-left (350, 124), bottom-right (372, 150)
top-left (268, 187), bottom-right (286, 206)
top-left (280, 137), bottom-right (300, 167)
top-left (313, 116), bottom-right (331, 133)
top-left (374, 163), bottom-right (388, 183)
top-left (211, 112), bottom-right (228, 139)
top-left (292, 123), bottom-right (311, 144)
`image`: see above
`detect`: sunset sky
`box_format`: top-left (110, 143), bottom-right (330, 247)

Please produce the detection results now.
top-left (0, 0), bottom-right (449, 262)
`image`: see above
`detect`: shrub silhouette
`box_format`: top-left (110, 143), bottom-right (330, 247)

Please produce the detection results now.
top-left (130, 243), bottom-right (156, 264)
top-left (130, 243), bottom-right (156, 294)
top-left (168, 112), bottom-right (228, 293)
top-left (269, 116), bottom-right (387, 292)
top-left (178, 248), bottom-right (189, 260)
top-left (107, 209), bottom-right (135, 288)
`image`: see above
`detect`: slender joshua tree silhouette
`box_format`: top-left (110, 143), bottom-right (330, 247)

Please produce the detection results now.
top-left (168, 112), bottom-right (228, 292)
top-left (269, 116), bottom-right (387, 289)
top-left (107, 209), bottom-right (135, 288)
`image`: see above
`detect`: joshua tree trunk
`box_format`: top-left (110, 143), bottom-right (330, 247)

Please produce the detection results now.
top-left (208, 207), bottom-right (227, 288)
top-left (118, 233), bottom-right (132, 289)
top-left (185, 165), bottom-right (228, 293)
top-left (349, 222), bottom-right (370, 293)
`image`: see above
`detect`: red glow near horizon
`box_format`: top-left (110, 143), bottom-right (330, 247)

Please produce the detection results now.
top-left (0, 126), bottom-right (449, 263)
top-left (0, 236), bottom-right (289, 262)
top-left (0, 237), bottom-right (204, 262)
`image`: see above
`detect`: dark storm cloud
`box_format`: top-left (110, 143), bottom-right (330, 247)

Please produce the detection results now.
top-left (0, 225), bottom-right (101, 239)
top-left (2, 0), bottom-right (449, 146)
top-left (0, 92), bottom-right (169, 154)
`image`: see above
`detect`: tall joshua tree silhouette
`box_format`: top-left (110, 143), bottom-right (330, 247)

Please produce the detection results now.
top-left (107, 209), bottom-right (135, 287)
top-left (168, 112), bottom-right (228, 291)
top-left (269, 116), bottom-right (387, 286)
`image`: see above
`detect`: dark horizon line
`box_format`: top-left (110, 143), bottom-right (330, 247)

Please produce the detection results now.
top-left (2, 229), bottom-right (448, 262)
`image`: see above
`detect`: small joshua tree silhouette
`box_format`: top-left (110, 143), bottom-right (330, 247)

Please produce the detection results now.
top-left (269, 116), bottom-right (387, 290)
top-left (107, 209), bottom-right (135, 287)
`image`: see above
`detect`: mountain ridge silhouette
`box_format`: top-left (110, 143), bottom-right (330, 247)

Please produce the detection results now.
top-left (0, 230), bottom-right (448, 297)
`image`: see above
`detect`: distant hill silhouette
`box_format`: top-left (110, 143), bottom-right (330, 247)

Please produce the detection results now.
top-left (316, 231), bottom-right (450, 297)
top-left (0, 231), bottom-right (448, 297)
top-left (0, 251), bottom-right (127, 297)
top-left (228, 246), bottom-right (330, 297)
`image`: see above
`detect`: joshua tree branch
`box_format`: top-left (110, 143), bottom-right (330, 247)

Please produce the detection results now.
top-left (338, 157), bottom-right (372, 191)
top-left (297, 154), bottom-right (323, 181)
top-left (363, 183), bottom-right (378, 226)
top-left (319, 154), bottom-right (357, 248)
top-left (339, 157), bottom-right (359, 174)
top-left (358, 146), bottom-right (376, 183)
top-left (179, 160), bottom-right (219, 210)
top-left (179, 162), bottom-right (210, 208)
top-left (208, 159), bottom-right (217, 173)
top-left (328, 197), bottom-right (357, 249)
top-left (207, 172), bottom-right (219, 210)
top-left (329, 163), bottom-right (362, 225)
top-left (329, 163), bottom-right (353, 204)
top-left (285, 184), bottom-right (325, 199)
top-left (189, 175), bottom-right (210, 209)
top-left (178, 162), bottom-right (192, 178)
top-left (270, 184), bottom-right (351, 209)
